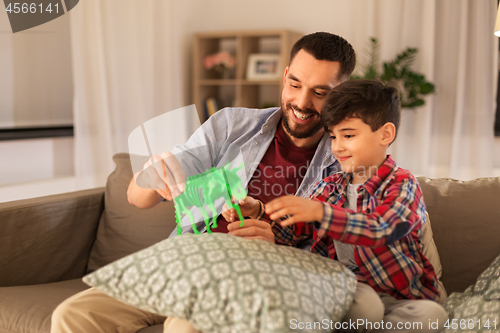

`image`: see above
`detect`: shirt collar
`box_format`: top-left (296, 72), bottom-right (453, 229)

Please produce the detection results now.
top-left (363, 155), bottom-right (398, 195)
top-left (323, 155), bottom-right (398, 195)
top-left (261, 107), bottom-right (283, 133)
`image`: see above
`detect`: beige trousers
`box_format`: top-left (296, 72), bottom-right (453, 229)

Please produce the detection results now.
top-left (52, 283), bottom-right (448, 333)
top-left (51, 287), bottom-right (200, 333)
top-left (342, 282), bottom-right (449, 333)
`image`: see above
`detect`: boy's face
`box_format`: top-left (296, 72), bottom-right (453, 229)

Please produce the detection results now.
top-left (328, 117), bottom-right (390, 184)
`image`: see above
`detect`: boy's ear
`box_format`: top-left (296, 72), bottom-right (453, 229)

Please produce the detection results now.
top-left (379, 122), bottom-right (396, 146)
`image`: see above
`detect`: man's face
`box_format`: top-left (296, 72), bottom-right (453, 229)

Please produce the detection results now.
top-left (280, 49), bottom-right (342, 144)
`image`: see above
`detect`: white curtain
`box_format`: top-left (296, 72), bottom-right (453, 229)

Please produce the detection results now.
top-left (69, 0), bottom-right (188, 189)
top-left (351, 0), bottom-right (498, 180)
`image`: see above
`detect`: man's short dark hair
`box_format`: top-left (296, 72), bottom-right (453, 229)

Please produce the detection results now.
top-left (321, 79), bottom-right (401, 141)
top-left (290, 32), bottom-right (356, 81)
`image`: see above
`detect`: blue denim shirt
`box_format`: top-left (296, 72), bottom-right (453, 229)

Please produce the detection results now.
top-left (169, 107), bottom-right (339, 235)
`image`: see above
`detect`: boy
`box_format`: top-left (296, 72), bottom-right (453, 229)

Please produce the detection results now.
top-left (262, 80), bottom-right (448, 332)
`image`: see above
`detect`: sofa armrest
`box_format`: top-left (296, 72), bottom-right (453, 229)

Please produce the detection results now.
top-left (0, 188), bottom-right (105, 287)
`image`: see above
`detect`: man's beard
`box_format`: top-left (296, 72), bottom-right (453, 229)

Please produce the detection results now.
top-left (281, 101), bottom-right (323, 139)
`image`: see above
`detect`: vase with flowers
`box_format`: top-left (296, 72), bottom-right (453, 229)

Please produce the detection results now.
top-left (203, 51), bottom-right (235, 79)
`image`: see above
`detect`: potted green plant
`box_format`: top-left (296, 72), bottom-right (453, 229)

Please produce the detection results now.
top-left (352, 38), bottom-right (435, 108)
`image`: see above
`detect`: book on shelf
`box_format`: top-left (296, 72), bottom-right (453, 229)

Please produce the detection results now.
top-left (204, 97), bottom-right (219, 119)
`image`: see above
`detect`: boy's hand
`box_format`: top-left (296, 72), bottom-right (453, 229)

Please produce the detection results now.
top-left (265, 196), bottom-right (324, 227)
top-left (222, 196), bottom-right (261, 222)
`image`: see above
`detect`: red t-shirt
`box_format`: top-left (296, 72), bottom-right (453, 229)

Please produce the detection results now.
top-left (211, 121), bottom-right (317, 233)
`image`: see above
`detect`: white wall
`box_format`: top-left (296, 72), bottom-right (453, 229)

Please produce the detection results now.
top-left (0, 137), bottom-right (75, 202)
top-left (0, 138), bottom-right (73, 186)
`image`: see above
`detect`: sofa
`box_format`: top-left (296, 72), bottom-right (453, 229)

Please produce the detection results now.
top-left (1, 153), bottom-right (499, 333)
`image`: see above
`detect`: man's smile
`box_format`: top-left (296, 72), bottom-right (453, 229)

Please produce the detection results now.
top-left (291, 107), bottom-right (317, 124)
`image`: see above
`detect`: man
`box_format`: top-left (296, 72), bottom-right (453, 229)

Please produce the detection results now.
top-left (51, 31), bottom-right (356, 333)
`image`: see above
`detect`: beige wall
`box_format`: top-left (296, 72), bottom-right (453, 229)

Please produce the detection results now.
top-left (0, 8), bottom-right (73, 127)
top-left (495, 138), bottom-right (500, 174)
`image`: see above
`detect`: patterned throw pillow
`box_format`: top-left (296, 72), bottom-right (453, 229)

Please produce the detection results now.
top-left (83, 233), bottom-right (357, 333)
top-left (443, 253), bottom-right (500, 333)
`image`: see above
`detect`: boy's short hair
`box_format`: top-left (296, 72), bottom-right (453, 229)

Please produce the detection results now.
top-left (289, 32), bottom-right (356, 82)
top-left (321, 79), bottom-right (401, 141)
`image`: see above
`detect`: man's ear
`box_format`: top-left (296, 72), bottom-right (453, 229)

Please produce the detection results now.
top-left (283, 66), bottom-right (289, 86)
top-left (380, 122), bottom-right (396, 146)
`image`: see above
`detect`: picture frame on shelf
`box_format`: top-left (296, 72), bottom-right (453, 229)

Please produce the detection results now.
top-left (246, 54), bottom-right (281, 81)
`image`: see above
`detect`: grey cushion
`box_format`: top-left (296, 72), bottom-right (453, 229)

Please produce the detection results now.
top-left (443, 253), bottom-right (500, 332)
top-left (84, 233), bottom-right (357, 333)
top-left (417, 176), bottom-right (500, 294)
top-left (87, 153), bottom-right (177, 272)
top-left (0, 279), bottom-right (89, 333)
top-left (421, 211), bottom-right (447, 302)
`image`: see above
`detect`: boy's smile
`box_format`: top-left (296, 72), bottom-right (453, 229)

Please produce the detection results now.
top-left (328, 117), bottom-right (390, 184)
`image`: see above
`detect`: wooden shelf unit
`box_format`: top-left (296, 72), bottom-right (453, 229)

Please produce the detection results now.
top-left (193, 29), bottom-right (303, 122)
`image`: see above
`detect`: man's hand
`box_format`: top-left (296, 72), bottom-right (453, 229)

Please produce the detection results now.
top-left (265, 196), bottom-right (324, 227)
top-left (222, 196), bottom-right (260, 222)
top-left (127, 152), bottom-right (186, 208)
top-left (135, 152), bottom-right (186, 201)
top-left (227, 219), bottom-right (275, 243)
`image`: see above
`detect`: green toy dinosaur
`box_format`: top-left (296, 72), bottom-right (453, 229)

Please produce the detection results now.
top-left (173, 161), bottom-right (246, 235)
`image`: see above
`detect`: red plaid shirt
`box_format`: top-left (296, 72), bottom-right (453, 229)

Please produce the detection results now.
top-left (273, 155), bottom-right (440, 301)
